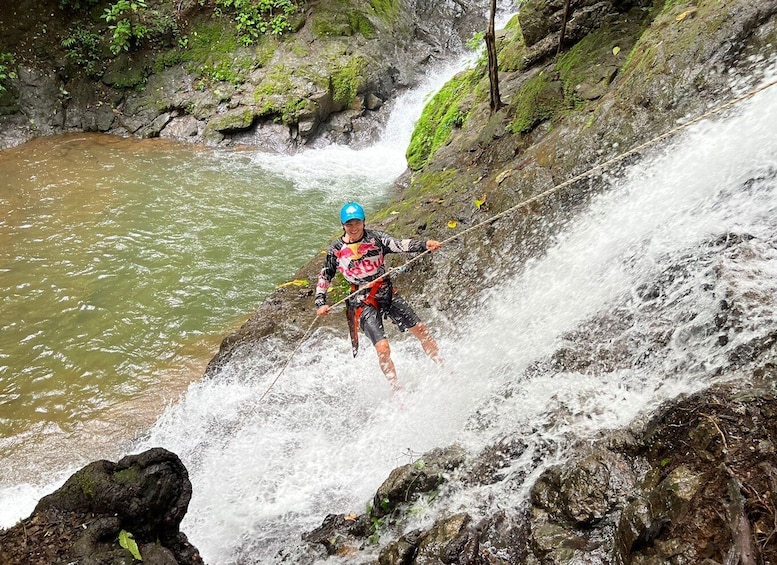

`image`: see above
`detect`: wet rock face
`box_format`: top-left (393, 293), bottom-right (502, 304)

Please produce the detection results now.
top-left (0, 448), bottom-right (203, 565)
top-left (297, 384), bottom-right (777, 564)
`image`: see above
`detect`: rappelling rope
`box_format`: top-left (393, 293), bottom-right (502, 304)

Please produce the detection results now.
top-left (256, 76), bottom-right (777, 402)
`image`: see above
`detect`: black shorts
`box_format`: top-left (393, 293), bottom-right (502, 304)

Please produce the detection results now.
top-left (359, 295), bottom-right (421, 345)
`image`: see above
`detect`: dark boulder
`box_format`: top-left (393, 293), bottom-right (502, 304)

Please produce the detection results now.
top-left (0, 448), bottom-right (203, 565)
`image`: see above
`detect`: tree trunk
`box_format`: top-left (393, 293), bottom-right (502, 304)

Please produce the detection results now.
top-left (486, 0), bottom-right (503, 112)
top-left (557, 0), bottom-right (572, 56)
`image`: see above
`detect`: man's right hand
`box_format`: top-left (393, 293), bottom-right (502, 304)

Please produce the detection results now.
top-left (317, 305), bottom-right (331, 316)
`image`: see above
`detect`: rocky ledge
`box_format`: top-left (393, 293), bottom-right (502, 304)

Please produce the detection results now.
top-left (299, 381), bottom-right (777, 564)
top-left (0, 448), bottom-right (203, 565)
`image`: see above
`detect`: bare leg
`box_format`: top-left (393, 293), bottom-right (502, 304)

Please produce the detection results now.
top-left (374, 338), bottom-right (401, 391)
top-left (410, 323), bottom-right (443, 365)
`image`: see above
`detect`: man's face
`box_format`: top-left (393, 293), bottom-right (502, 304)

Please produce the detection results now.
top-left (343, 219), bottom-right (364, 238)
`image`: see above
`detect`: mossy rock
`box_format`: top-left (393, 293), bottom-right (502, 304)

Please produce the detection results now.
top-left (207, 107), bottom-right (256, 132)
top-left (406, 70), bottom-right (481, 170)
top-left (331, 57), bottom-right (367, 107)
top-left (498, 23), bottom-right (529, 72)
top-left (508, 70), bottom-right (565, 134)
top-left (102, 54), bottom-right (148, 90)
top-left (518, 0), bottom-right (564, 47)
top-left (368, 0), bottom-right (400, 21)
top-left (312, 9), bottom-right (376, 38)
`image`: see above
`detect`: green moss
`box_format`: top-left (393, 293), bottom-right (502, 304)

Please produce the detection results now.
top-left (186, 20), bottom-right (239, 63)
top-left (209, 107), bottom-right (256, 131)
top-left (253, 65), bottom-right (308, 124)
top-left (312, 9), bottom-right (376, 39)
top-left (178, 20), bottom-right (272, 85)
top-left (153, 48), bottom-right (184, 73)
top-left (497, 27), bottom-right (528, 72)
top-left (406, 71), bottom-right (478, 170)
top-left (508, 71), bottom-right (565, 134)
top-left (556, 23), bottom-right (628, 107)
top-left (504, 13), bottom-right (521, 31)
top-left (368, 0), bottom-right (399, 22)
top-left (331, 57), bottom-right (366, 106)
top-left (658, 0), bottom-right (694, 16)
top-left (114, 467), bottom-right (140, 485)
top-left (409, 169), bottom-right (459, 198)
top-left (75, 467), bottom-right (98, 497)
top-left (104, 63), bottom-right (147, 90)
top-left (255, 65), bottom-right (293, 99)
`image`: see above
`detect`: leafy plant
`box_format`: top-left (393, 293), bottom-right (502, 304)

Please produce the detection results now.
top-left (62, 26), bottom-right (104, 78)
top-left (118, 529), bottom-right (142, 561)
top-left (215, 0), bottom-right (301, 45)
top-left (467, 31), bottom-right (484, 51)
top-left (102, 0), bottom-right (150, 55)
top-left (0, 53), bottom-right (17, 94)
top-left (58, 0), bottom-right (100, 11)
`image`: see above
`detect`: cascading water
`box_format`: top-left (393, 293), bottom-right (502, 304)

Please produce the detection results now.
top-left (1, 8), bottom-right (774, 560)
top-left (132, 70), bottom-right (777, 564)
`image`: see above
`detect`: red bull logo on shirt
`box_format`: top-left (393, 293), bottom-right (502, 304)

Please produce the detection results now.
top-left (336, 241), bottom-right (378, 261)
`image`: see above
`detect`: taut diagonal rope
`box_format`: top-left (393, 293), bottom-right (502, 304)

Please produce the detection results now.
top-left (255, 77), bottom-right (777, 402)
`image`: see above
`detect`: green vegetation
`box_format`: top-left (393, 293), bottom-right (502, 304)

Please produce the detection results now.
top-left (102, 0), bottom-right (150, 55)
top-left (114, 467), bottom-right (140, 485)
top-left (118, 529), bottom-right (143, 561)
top-left (215, 0), bottom-right (302, 44)
top-left (0, 53), bottom-right (17, 94)
top-left (406, 71), bottom-right (479, 170)
top-left (467, 31), bottom-right (485, 51)
top-left (508, 71), bottom-right (564, 134)
top-left (312, 9), bottom-right (376, 38)
top-left (497, 18), bottom-right (528, 72)
top-left (58, 0), bottom-right (100, 11)
top-left (56, 0), bottom-right (297, 74)
top-left (368, 0), bottom-right (399, 21)
top-left (327, 272), bottom-right (352, 303)
top-left (331, 57), bottom-right (366, 106)
top-left (160, 20), bottom-right (273, 85)
top-left (62, 26), bottom-right (104, 78)
top-left (253, 65), bottom-right (310, 123)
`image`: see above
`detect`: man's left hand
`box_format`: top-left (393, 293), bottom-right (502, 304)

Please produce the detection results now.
top-left (426, 240), bottom-right (442, 252)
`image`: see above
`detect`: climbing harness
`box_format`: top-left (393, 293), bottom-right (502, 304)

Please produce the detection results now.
top-left (345, 280), bottom-right (384, 358)
top-left (255, 76), bottom-right (777, 403)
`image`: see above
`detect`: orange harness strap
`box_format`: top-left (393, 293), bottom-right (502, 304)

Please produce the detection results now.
top-left (345, 279), bottom-right (387, 358)
top-left (349, 279), bottom-right (383, 331)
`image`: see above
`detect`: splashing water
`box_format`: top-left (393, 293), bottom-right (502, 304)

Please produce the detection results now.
top-left (0, 30), bottom-right (490, 534)
top-left (1, 28), bottom-right (775, 565)
top-left (131, 74), bottom-right (777, 563)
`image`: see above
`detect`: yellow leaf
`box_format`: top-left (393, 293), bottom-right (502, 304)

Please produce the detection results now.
top-left (474, 199), bottom-right (485, 209)
top-left (277, 279), bottom-right (309, 288)
top-left (447, 220), bottom-right (458, 229)
top-left (676, 7), bottom-right (697, 21)
top-left (495, 169), bottom-right (512, 184)
top-left (612, 46), bottom-right (621, 56)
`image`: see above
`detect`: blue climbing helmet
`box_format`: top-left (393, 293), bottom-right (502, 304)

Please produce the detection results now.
top-left (340, 202), bottom-right (365, 224)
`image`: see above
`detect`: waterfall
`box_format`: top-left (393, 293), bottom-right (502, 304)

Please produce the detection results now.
top-left (134, 72), bottom-right (777, 563)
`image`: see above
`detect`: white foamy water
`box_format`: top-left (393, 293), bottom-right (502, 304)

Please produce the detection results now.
top-left (133, 75), bottom-right (777, 563)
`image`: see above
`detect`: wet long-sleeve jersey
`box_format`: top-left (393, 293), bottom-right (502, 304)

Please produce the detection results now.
top-left (315, 229), bottom-right (428, 308)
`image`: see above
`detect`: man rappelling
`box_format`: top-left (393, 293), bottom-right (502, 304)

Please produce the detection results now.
top-left (315, 202), bottom-right (444, 391)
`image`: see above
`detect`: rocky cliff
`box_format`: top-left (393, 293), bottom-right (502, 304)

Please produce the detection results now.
top-left (0, 0), bottom-right (492, 150)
